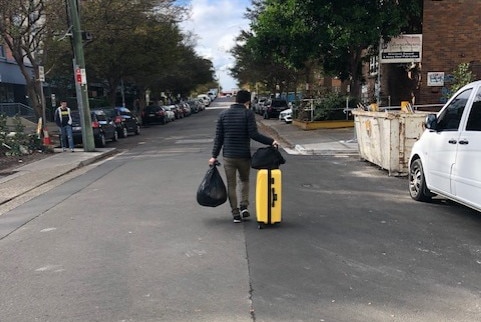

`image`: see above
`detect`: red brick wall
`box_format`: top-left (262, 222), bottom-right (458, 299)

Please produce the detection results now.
top-left (420, 0), bottom-right (481, 104)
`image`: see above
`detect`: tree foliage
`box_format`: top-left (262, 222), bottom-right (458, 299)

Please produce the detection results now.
top-left (0, 0), bottom-right (65, 117)
top-left (442, 62), bottom-right (476, 101)
top-left (233, 0), bottom-right (422, 98)
top-left (1, 0), bottom-right (216, 111)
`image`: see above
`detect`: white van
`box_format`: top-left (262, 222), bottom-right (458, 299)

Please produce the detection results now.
top-left (408, 80), bottom-right (481, 212)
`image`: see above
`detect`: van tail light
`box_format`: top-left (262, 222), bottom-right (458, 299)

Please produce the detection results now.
top-left (92, 121), bottom-right (100, 128)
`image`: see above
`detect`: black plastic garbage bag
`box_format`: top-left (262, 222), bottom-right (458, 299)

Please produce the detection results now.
top-left (196, 163), bottom-right (227, 207)
top-left (251, 146), bottom-right (286, 170)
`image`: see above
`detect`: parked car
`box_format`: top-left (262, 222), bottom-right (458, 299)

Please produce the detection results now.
top-left (195, 99), bottom-right (206, 111)
top-left (187, 100), bottom-right (203, 113)
top-left (197, 94), bottom-right (211, 107)
top-left (408, 80), bottom-right (481, 213)
top-left (279, 108), bottom-right (292, 123)
top-left (207, 91), bottom-right (216, 102)
top-left (163, 106), bottom-right (176, 122)
top-left (142, 105), bottom-right (166, 125)
top-left (71, 109), bottom-right (118, 148)
top-left (179, 102), bottom-right (191, 117)
top-left (262, 99), bottom-right (289, 119)
top-left (102, 106), bottom-right (140, 138)
top-left (164, 104), bottom-right (182, 119)
top-left (254, 97), bottom-right (268, 114)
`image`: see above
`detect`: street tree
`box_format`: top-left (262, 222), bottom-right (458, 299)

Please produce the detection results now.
top-left (44, 0), bottom-right (213, 106)
top-left (0, 0), bottom-right (64, 117)
top-left (235, 0), bottom-right (422, 98)
top-left (154, 43), bottom-right (215, 99)
top-left (230, 19), bottom-right (300, 95)
top-left (79, 0), bottom-right (186, 106)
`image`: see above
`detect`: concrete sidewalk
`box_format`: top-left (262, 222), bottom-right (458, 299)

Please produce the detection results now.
top-left (0, 148), bottom-right (116, 208)
top-left (0, 118), bottom-right (358, 212)
top-left (259, 118), bottom-right (358, 156)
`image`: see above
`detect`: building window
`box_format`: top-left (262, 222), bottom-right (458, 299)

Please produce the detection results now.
top-left (0, 45), bottom-right (5, 58)
top-left (369, 55), bottom-right (379, 75)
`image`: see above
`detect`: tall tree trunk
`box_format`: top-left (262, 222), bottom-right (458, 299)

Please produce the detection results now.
top-left (19, 63), bottom-right (43, 118)
top-left (108, 77), bottom-right (120, 106)
top-left (349, 48), bottom-right (363, 99)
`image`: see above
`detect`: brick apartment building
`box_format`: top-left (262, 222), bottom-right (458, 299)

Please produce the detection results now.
top-left (361, 0), bottom-right (481, 107)
top-left (420, 0), bottom-right (481, 105)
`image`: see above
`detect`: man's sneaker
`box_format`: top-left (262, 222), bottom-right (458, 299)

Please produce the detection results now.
top-left (240, 205), bottom-right (250, 218)
top-left (240, 208), bottom-right (250, 218)
top-left (233, 215), bottom-right (242, 223)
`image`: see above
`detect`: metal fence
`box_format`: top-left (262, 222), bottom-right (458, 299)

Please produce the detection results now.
top-left (0, 103), bottom-right (37, 122)
top-left (292, 99), bottom-right (354, 122)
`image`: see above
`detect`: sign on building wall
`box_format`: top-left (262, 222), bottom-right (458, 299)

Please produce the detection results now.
top-left (380, 34), bottom-right (422, 63)
top-left (427, 72), bottom-right (445, 87)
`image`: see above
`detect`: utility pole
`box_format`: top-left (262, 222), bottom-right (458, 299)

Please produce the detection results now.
top-left (66, 0), bottom-right (95, 151)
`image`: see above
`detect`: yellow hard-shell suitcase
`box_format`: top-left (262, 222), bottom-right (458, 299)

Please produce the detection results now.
top-left (255, 169), bottom-right (282, 228)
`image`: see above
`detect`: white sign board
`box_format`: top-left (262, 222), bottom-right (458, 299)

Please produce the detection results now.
top-left (38, 66), bottom-right (45, 82)
top-left (427, 72), bottom-right (445, 87)
top-left (381, 34), bottom-right (422, 63)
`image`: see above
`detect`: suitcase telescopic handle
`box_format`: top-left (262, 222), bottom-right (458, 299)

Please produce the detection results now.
top-left (271, 188), bottom-right (277, 207)
top-left (269, 173), bottom-right (277, 207)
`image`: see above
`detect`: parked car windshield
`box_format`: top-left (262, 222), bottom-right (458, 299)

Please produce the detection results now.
top-left (93, 110), bottom-right (108, 122)
top-left (116, 107), bottom-right (132, 115)
top-left (101, 108), bottom-right (116, 118)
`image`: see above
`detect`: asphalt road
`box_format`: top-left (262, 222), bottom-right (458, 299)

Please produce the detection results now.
top-left (1, 97), bottom-right (480, 322)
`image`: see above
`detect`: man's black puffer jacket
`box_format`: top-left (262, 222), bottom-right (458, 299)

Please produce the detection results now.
top-left (212, 104), bottom-right (274, 159)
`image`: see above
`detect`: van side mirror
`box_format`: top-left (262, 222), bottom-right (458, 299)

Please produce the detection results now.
top-left (425, 114), bottom-right (437, 130)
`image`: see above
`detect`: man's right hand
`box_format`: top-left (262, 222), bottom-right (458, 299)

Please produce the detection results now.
top-left (208, 157), bottom-right (217, 165)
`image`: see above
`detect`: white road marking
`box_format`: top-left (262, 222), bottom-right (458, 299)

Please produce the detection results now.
top-left (35, 265), bottom-right (63, 272)
top-left (40, 227), bottom-right (57, 232)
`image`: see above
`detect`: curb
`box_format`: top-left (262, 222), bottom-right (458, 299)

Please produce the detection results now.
top-left (78, 148), bottom-right (118, 167)
top-left (294, 144), bottom-right (359, 156)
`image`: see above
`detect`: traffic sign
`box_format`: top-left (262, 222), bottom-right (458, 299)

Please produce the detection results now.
top-left (76, 68), bottom-right (82, 83)
top-left (38, 66), bottom-right (45, 82)
top-left (75, 68), bottom-right (87, 85)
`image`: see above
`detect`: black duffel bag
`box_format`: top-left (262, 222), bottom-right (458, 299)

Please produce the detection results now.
top-left (196, 163), bottom-right (228, 207)
top-left (251, 146), bottom-right (286, 170)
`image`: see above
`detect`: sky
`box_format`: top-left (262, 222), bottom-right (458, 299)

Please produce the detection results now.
top-left (177, 0), bottom-right (251, 92)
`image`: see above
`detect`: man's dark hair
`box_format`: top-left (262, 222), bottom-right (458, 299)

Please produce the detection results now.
top-left (235, 90), bottom-right (251, 104)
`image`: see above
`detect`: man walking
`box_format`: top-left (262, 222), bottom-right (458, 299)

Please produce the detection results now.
top-left (54, 100), bottom-right (75, 152)
top-left (209, 90), bottom-right (278, 223)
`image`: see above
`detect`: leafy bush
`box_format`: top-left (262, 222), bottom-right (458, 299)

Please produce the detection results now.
top-left (442, 63), bottom-right (476, 101)
top-left (0, 114), bottom-right (44, 157)
top-left (313, 93), bottom-right (357, 121)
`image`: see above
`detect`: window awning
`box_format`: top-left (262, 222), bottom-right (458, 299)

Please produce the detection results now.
top-left (0, 61), bottom-right (31, 85)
